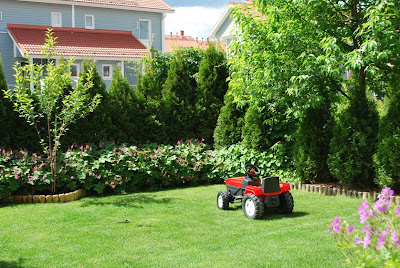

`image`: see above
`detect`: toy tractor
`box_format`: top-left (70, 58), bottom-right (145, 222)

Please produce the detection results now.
top-left (217, 164), bottom-right (294, 219)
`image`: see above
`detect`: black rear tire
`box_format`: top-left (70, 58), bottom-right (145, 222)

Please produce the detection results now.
top-left (276, 191), bottom-right (294, 213)
top-left (242, 194), bottom-right (264, 219)
top-left (217, 191), bottom-right (231, 210)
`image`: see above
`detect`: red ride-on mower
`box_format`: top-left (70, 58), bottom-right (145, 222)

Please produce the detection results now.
top-left (217, 164), bottom-right (294, 219)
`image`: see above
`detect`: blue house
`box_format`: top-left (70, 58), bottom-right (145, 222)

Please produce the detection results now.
top-left (0, 0), bottom-right (174, 88)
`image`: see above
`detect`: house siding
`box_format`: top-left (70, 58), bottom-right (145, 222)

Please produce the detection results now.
top-left (216, 16), bottom-right (233, 39)
top-left (0, 0), bottom-right (164, 88)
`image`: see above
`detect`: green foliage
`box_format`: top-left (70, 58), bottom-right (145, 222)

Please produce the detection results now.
top-left (0, 55), bottom-right (11, 148)
top-left (328, 88), bottom-right (379, 188)
top-left (294, 92), bottom-right (334, 183)
top-left (162, 48), bottom-right (196, 141)
top-left (195, 42), bottom-right (229, 144)
top-left (213, 91), bottom-right (247, 149)
top-left (2, 30), bottom-right (101, 193)
top-left (63, 60), bottom-right (112, 147)
top-left (376, 88), bottom-right (400, 192)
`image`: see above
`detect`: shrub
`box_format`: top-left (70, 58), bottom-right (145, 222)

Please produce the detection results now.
top-left (213, 90), bottom-right (247, 149)
top-left (63, 60), bottom-right (112, 147)
top-left (328, 88), bottom-right (379, 188)
top-left (195, 43), bottom-right (229, 144)
top-left (329, 187), bottom-right (400, 267)
top-left (376, 89), bottom-right (400, 192)
top-left (294, 94), bottom-right (334, 183)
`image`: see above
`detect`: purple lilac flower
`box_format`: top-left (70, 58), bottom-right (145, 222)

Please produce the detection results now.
top-left (358, 199), bottom-right (369, 214)
top-left (377, 228), bottom-right (391, 248)
top-left (374, 198), bottom-right (390, 213)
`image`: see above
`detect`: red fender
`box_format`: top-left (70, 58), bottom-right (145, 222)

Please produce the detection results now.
top-left (244, 182), bottom-right (291, 199)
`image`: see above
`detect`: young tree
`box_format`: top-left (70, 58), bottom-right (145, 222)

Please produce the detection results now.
top-left (0, 55), bottom-right (10, 148)
top-left (3, 30), bottom-right (101, 193)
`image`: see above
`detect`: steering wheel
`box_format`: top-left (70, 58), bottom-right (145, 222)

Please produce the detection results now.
top-left (244, 164), bottom-right (261, 178)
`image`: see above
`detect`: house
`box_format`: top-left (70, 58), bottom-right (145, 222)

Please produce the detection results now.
top-left (208, 0), bottom-right (259, 50)
top-left (0, 0), bottom-right (174, 88)
top-left (164, 30), bottom-right (226, 53)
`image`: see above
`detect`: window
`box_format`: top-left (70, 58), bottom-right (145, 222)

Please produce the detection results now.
top-left (85, 15), bottom-right (94, 29)
top-left (139, 20), bottom-right (151, 41)
top-left (51, 12), bottom-right (62, 27)
top-left (102, 65), bottom-right (112, 79)
top-left (70, 64), bottom-right (79, 77)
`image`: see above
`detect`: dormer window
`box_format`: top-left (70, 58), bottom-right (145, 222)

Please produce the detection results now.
top-left (51, 12), bottom-right (62, 27)
top-left (85, 15), bottom-right (94, 29)
top-left (139, 19), bottom-right (151, 41)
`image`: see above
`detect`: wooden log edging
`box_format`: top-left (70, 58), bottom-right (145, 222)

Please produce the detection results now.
top-left (289, 183), bottom-right (400, 204)
top-left (11, 189), bottom-right (86, 204)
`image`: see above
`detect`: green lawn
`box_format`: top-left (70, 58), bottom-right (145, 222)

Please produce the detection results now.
top-left (0, 185), bottom-right (361, 267)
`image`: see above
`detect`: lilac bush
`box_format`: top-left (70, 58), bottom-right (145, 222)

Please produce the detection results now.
top-left (329, 187), bottom-right (400, 266)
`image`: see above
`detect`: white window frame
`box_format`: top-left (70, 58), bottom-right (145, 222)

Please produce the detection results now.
top-left (85, 14), bottom-right (95, 29)
top-left (102, 64), bottom-right (112, 80)
top-left (139, 19), bottom-right (151, 41)
top-left (70, 64), bottom-right (80, 78)
top-left (51, 12), bottom-right (62, 27)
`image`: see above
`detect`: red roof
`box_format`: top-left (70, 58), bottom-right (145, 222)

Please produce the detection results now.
top-left (8, 24), bottom-right (149, 59)
top-left (58, 0), bottom-right (173, 12)
top-left (165, 31), bottom-right (226, 53)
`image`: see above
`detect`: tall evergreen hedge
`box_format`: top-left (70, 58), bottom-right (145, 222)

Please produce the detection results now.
top-left (328, 87), bottom-right (379, 188)
top-left (195, 43), bottom-right (229, 144)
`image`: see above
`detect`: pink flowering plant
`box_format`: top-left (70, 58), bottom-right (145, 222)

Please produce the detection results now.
top-left (329, 187), bottom-right (400, 266)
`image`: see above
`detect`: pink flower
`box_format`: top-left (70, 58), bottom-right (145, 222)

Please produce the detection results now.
top-left (396, 206), bottom-right (400, 216)
top-left (391, 231), bottom-right (400, 247)
top-left (358, 199), bottom-right (369, 214)
top-left (374, 199), bottom-right (390, 213)
top-left (377, 228), bottom-right (391, 248)
top-left (328, 216), bottom-right (341, 233)
top-left (379, 187), bottom-right (394, 199)
top-left (347, 225), bottom-right (355, 234)
top-left (360, 209), bottom-right (372, 224)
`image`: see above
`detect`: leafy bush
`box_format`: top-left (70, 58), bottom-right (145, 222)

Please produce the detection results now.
top-left (0, 140), bottom-right (299, 199)
top-left (329, 187), bottom-right (400, 267)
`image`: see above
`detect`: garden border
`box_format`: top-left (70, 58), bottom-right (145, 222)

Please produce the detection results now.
top-left (10, 189), bottom-right (86, 204)
top-left (289, 183), bottom-right (400, 205)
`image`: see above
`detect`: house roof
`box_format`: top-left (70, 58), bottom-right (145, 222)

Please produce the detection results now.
top-left (18, 0), bottom-right (174, 13)
top-left (208, 0), bottom-right (262, 39)
top-left (8, 24), bottom-right (149, 59)
top-left (165, 30), bottom-right (226, 53)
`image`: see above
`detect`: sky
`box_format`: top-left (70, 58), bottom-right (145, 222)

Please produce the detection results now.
top-left (163, 0), bottom-right (243, 39)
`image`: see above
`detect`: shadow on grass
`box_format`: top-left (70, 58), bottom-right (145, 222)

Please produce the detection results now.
top-left (260, 211), bottom-right (309, 221)
top-left (80, 194), bottom-right (175, 208)
top-left (0, 258), bottom-right (30, 268)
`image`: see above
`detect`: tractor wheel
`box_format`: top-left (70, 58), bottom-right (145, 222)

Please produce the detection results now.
top-left (217, 191), bottom-right (231, 210)
top-left (242, 194), bottom-right (264, 219)
top-left (276, 191), bottom-right (294, 214)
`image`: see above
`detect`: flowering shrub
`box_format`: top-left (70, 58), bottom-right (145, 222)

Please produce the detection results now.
top-left (329, 187), bottom-right (400, 267)
top-left (0, 140), bottom-right (297, 199)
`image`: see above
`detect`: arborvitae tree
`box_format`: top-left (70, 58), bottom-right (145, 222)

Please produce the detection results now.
top-left (294, 91), bottom-right (334, 183)
top-left (195, 43), bottom-right (229, 144)
top-left (63, 60), bottom-right (112, 147)
top-left (213, 90), bottom-right (247, 149)
top-left (328, 86), bottom-right (379, 188)
top-left (0, 55), bottom-right (10, 147)
top-left (108, 68), bottom-right (136, 143)
top-left (376, 76), bottom-right (400, 191)
top-left (162, 48), bottom-right (196, 141)
top-left (241, 101), bottom-right (267, 151)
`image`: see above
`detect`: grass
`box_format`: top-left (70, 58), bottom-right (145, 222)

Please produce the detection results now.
top-left (0, 185), bottom-right (362, 267)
